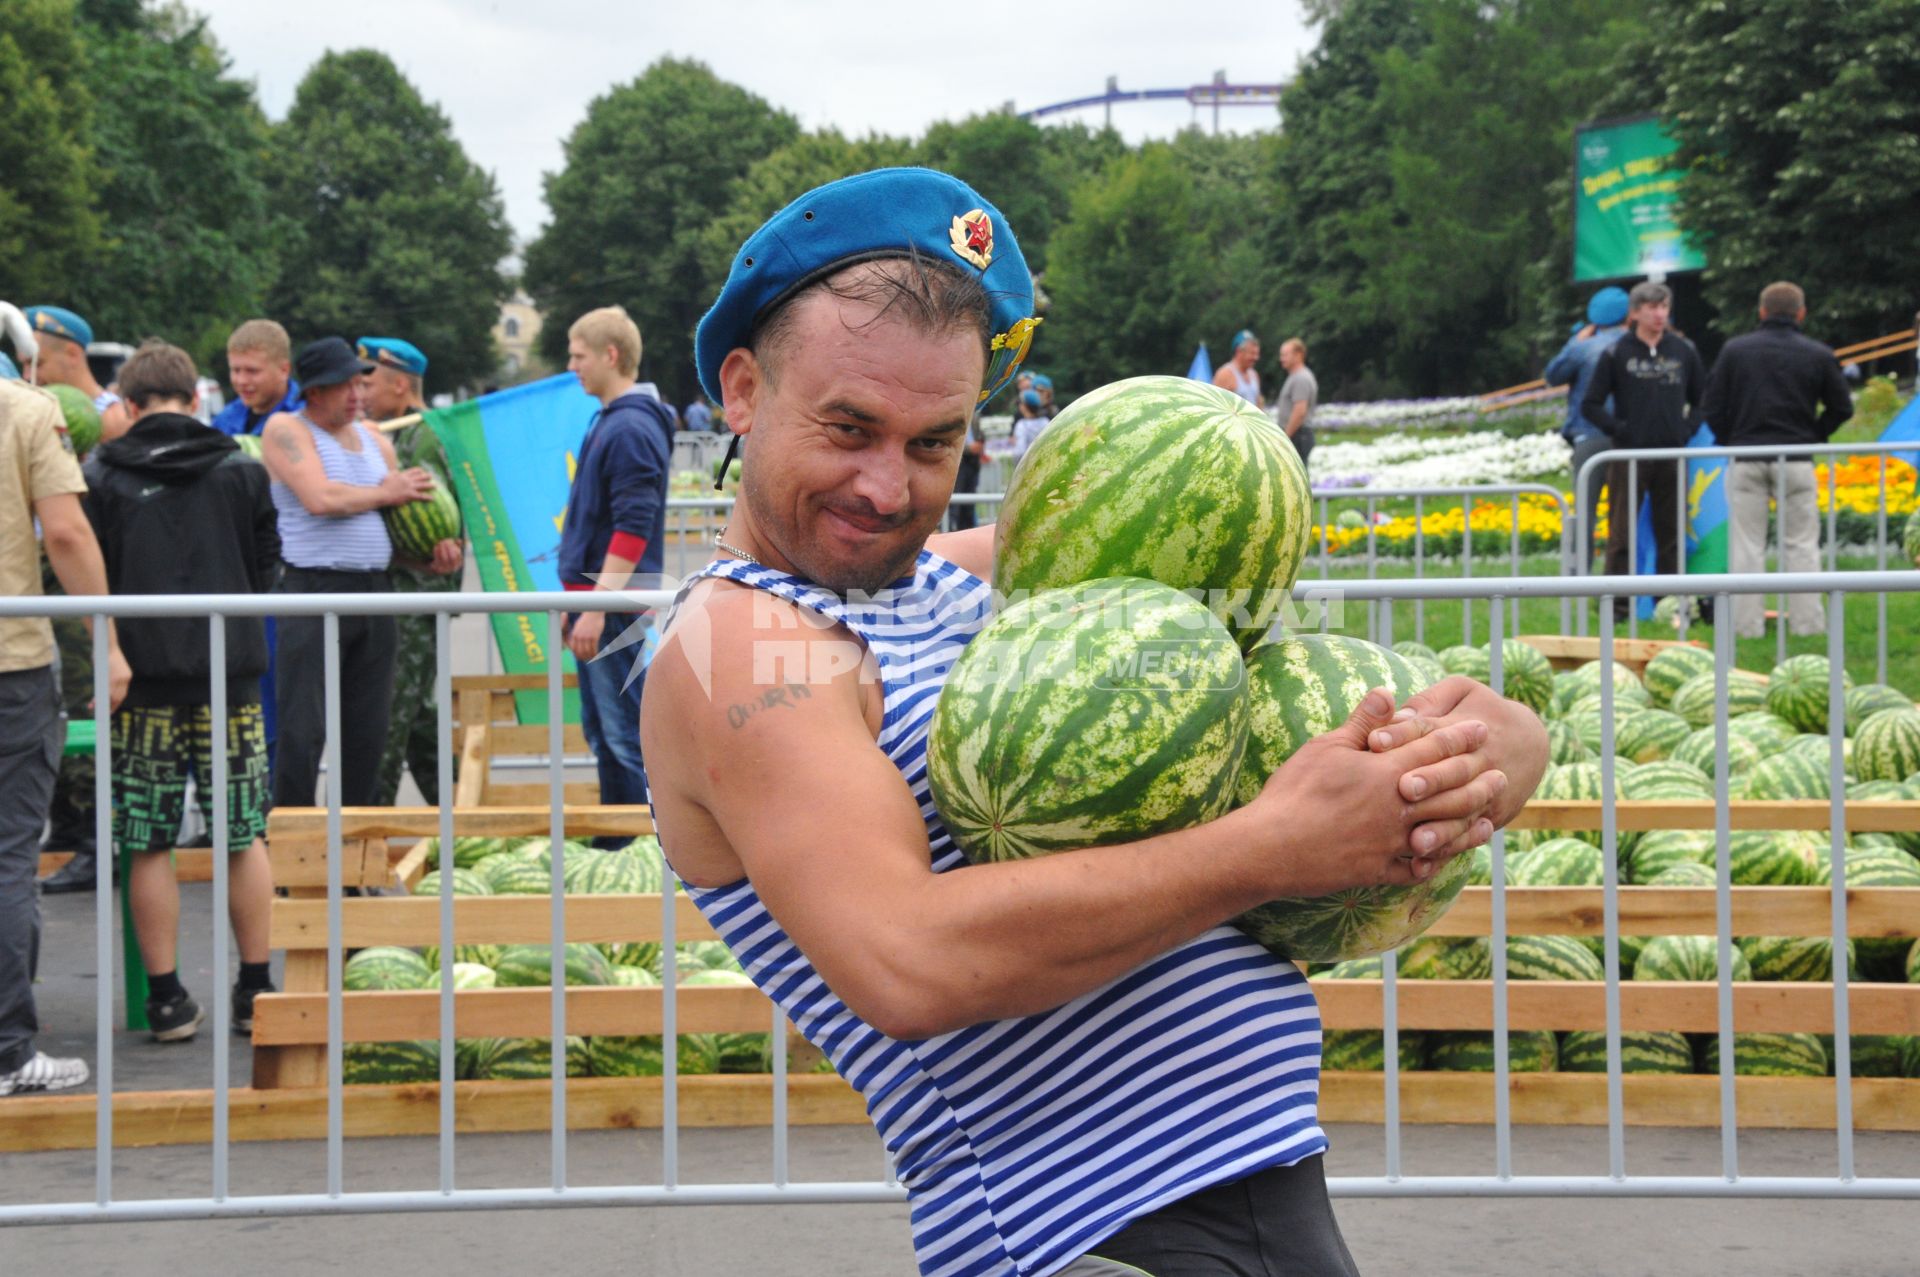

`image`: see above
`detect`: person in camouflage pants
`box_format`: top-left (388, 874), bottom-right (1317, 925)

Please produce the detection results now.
top-left (37, 556), bottom-right (100, 893)
top-left (358, 339), bottom-right (463, 806)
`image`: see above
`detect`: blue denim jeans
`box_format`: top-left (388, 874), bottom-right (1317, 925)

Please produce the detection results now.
top-left (574, 612), bottom-right (649, 840)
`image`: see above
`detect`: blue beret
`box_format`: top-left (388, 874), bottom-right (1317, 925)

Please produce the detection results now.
top-left (1019, 389), bottom-right (1042, 408)
top-left (356, 337), bottom-right (428, 376)
top-left (1028, 373), bottom-right (1053, 390)
top-left (1587, 287), bottom-right (1630, 328)
top-left (694, 167), bottom-right (1037, 406)
top-left (1232, 329), bottom-right (1258, 351)
top-left (26, 306), bottom-right (93, 349)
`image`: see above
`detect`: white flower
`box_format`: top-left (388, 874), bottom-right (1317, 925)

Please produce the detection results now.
top-left (1308, 431), bottom-right (1570, 490)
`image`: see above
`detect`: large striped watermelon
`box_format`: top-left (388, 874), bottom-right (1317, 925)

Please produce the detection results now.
top-left (1738, 934), bottom-right (1854, 983)
top-left (421, 942), bottom-right (502, 970)
top-left (1529, 761), bottom-right (1618, 847)
top-left (1559, 1030), bottom-right (1694, 1074)
top-left (1438, 645), bottom-right (1490, 681)
top-left (1647, 862), bottom-right (1717, 887)
top-left (381, 473), bottom-right (462, 561)
top-left (342, 1039), bottom-right (439, 1085)
top-left (1633, 935), bottom-right (1753, 982)
top-left (1320, 1029), bottom-right (1426, 1072)
top-left (1545, 720), bottom-right (1591, 765)
top-left (586, 1033), bottom-right (665, 1078)
top-left (1507, 838), bottom-right (1604, 887)
top-left (1392, 641), bottom-right (1440, 666)
top-left (1506, 934), bottom-right (1603, 981)
top-left (1620, 759), bottom-right (1712, 798)
top-left (1397, 936), bottom-right (1492, 981)
top-left (467, 1035), bottom-right (591, 1080)
top-left (1853, 708), bottom-right (1920, 783)
top-left (1823, 1034), bottom-right (1914, 1079)
top-left (420, 835), bottom-right (509, 871)
top-left (994, 376), bottom-right (1310, 649)
top-left (1230, 635), bottom-right (1471, 962)
top-left (425, 962), bottom-right (498, 990)
top-left (411, 867), bottom-right (491, 897)
top-left (1672, 725), bottom-right (1765, 782)
top-left (1425, 1030), bottom-right (1557, 1072)
top-left (1765, 654), bottom-right (1851, 734)
top-left (561, 848), bottom-right (647, 895)
top-left (1565, 708), bottom-right (1607, 758)
top-left (1818, 851), bottom-right (1920, 978)
top-left (1729, 830), bottom-right (1820, 886)
top-left (481, 850), bottom-right (553, 896)
top-left (620, 835), bottom-right (670, 891)
top-left (928, 578), bottom-right (1248, 863)
top-left (1846, 779), bottom-right (1920, 856)
top-left (492, 943), bottom-right (616, 988)
top-left (1671, 670), bottom-right (1768, 728)
top-left (1615, 710), bottom-right (1694, 765)
top-left (1729, 711), bottom-right (1798, 752)
top-left (1490, 639), bottom-right (1554, 714)
top-left (1845, 684), bottom-right (1915, 737)
top-left (1736, 751), bottom-right (1834, 802)
top-left (1558, 660), bottom-right (1651, 714)
top-left (1700, 1032), bottom-right (1826, 1077)
top-left (343, 946), bottom-right (432, 991)
top-left (45, 383), bottom-right (103, 457)
top-left (1641, 645), bottom-right (1716, 709)
top-left (1628, 829), bottom-right (1716, 884)
top-left (1803, 840), bottom-right (1907, 888)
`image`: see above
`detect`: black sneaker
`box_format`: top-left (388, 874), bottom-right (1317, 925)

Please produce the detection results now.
top-left (147, 993), bottom-right (205, 1043)
top-left (231, 982), bottom-right (273, 1036)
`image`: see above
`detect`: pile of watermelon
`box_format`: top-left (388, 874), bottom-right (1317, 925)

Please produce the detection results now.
top-left (928, 375), bottom-right (1495, 964)
top-left (337, 834), bottom-right (821, 1085)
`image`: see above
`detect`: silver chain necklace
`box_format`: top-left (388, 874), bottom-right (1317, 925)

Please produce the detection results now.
top-left (714, 529), bottom-right (761, 566)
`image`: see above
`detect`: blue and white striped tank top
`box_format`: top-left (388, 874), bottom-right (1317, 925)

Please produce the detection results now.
top-left (271, 416), bottom-right (392, 570)
top-left (662, 551), bottom-right (1329, 1277)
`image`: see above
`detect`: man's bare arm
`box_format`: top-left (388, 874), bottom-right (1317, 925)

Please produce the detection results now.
top-left (35, 492), bottom-right (130, 710)
top-left (261, 413), bottom-right (430, 516)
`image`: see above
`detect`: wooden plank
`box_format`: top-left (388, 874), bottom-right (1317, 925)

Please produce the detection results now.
top-left (0, 1075), bottom-right (871, 1152)
top-left (253, 985), bottom-right (777, 1045)
top-left (267, 837), bottom-right (385, 889)
top-left (271, 894), bottom-right (721, 949)
top-left (454, 725), bottom-right (489, 806)
top-left (1506, 800), bottom-right (1920, 832)
top-left (1318, 1072), bottom-right (1920, 1132)
top-left (481, 724), bottom-right (593, 755)
top-left (39, 849), bottom-right (215, 883)
top-left (485, 782), bottom-right (603, 807)
top-left (268, 806), bottom-right (655, 839)
top-left (453, 673), bottom-right (580, 693)
top-left (1315, 979), bottom-right (1920, 1035)
top-left (1514, 634), bottom-right (1692, 672)
top-left (1430, 886), bottom-right (1920, 938)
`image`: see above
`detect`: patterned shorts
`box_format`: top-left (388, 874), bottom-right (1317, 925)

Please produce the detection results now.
top-left (112, 702), bottom-right (271, 855)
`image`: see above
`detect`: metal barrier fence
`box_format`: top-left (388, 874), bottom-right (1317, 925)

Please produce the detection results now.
top-left (1574, 441), bottom-right (1919, 672)
top-left (2, 568), bottom-right (1917, 1230)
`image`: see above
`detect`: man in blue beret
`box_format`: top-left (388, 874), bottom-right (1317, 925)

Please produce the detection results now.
top-left (357, 338), bottom-right (465, 806)
top-left (1544, 286), bottom-right (1631, 561)
top-left (24, 306), bottom-right (129, 443)
top-left (643, 168), bottom-right (1529, 1276)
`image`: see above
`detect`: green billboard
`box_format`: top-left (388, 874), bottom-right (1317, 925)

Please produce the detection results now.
top-left (1573, 116), bottom-right (1705, 282)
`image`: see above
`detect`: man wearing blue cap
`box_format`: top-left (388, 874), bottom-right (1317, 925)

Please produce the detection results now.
top-left (1544, 286), bottom-right (1631, 560)
top-left (643, 168), bottom-right (1529, 1275)
top-left (358, 338), bottom-right (464, 806)
top-left (23, 306), bottom-right (130, 443)
top-left (1212, 329), bottom-right (1264, 406)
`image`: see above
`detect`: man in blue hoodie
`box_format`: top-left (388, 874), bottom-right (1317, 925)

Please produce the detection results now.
top-left (1544, 285), bottom-right (1630, 561)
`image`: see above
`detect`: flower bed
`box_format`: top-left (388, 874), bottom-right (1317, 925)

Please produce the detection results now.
top-left (1312, 494), bottom-right (1567, 559)
top-left (1310, 431), bottom-right (1572, 491)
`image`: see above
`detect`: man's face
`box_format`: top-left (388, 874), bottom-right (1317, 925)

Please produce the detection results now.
top-left (567, 336), bottom-right (616, 399)
top-left (1280, 343), bottom-right (1303, 373)
top-left (1237, 340), bottom-right (1261, 367)
top-left (728, 290), bottom-right (986, 595)
top-left (27, 334), bottom-right (83, 387)
top-left (1634, 301), bottom-right (1671, 340)
top-left (360, 364), bottom-right (414, 420)
top-left (303, 379), bottom-right (358, 426)
top-left (229, 347), bottom-right (289, 412)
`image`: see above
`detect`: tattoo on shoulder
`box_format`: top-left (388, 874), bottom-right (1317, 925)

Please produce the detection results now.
top-left (271, 422), bottom-right (303, 464)
top-left (726, 682), bottom-right (814, 730)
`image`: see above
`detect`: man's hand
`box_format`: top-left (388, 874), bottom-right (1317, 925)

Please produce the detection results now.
top-left (567, 610), bottom-right (605, 664)
top-left (378, 467), bottom-right (436, 507)
top-left (1366, 675), bottom-right (1549, 828)
top-left (429, 538), bottom-right (463, 576)
top-left (103, 644), bottom-right (131, 713)
top-left (1245, 688), bottom-right (1505, 896)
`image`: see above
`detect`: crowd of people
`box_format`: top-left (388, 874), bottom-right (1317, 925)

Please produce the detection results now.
top-left (0, 301), bottom-right (674, 1095)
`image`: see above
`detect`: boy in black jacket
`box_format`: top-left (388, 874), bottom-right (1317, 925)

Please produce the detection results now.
top-left (82, 342), bottom-right (280, 1042)
top-left (1581, 281), bottom-right (1705, 616)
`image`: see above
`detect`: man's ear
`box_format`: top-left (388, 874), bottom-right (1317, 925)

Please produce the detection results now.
top-left (717, 348), bottom-right (762, 438)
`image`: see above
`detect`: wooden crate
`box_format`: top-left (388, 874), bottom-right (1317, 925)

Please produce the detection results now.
top-left (1515, 633), bottom-right (1702, 674)
top-left (451, 673), bottom-right (599, 807)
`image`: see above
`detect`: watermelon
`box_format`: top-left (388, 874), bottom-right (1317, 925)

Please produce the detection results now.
top-left (1783, 733), bottom-right (1851, 773)
top-left (1559, 660), bottom-right (1651, 713)
top-left (343, 946), bottom-right (432, 991)
top-left (1230, 635), bottom-right (1470, 962)
top-left (1651, 594), bottom-right (1694, 630)
top-left (1506, 934), bottom-right (1603, 982)
top-left (1672, 725), bottom-right (1764, 782)
top-left (467, 1035), bottom-right (591, 1080)
top-left (1425, 1030), bottom-right (1557, 1072)
top-left (1634, 935), bottom-right (1753, 982)
top-left (419, 835), bottom-right (505, 872)
top-left (1848, 684), bottom-right (1916, 737)
top-left (1671, 670), bottom-right (1768, 728)
top-left (1320, 1029), bottom-right (1426, 1072)
top-left (1823, 1034), bottom-right (1915, 1079)
top-left (1507, 838), bottom-right (1604, 887)
top-left (1853, 708), bottom-right (1920, 784)
top-left (1700, 1032), bottom-right (1827, 1077)
top-left (1466, 844), bottom-right (1493, 886)
top-left (620, 835), bottom-right (670, 890)
top-left (1647, 862), bottom-right (1718, 887)
top-left (492, 943), bottom-right (615, 988)
top-left (1529, 761), bottom-right (1618, 846)
top-left (608, 965), bottom-right (658, 988)
top-left (680, 969), bottom-right (772, 1073)
top-left (1730, 711), bottom-right (1799, 752)
top-left (1490, 639), bottom-right (1554, 713)
top-left (1566, 708), bottom-right (1607, 757)
top-left (561, 848), bottom-right (647, 895)
top-left (1335, 508), bottom-right (1367, 531)
top-left (586, 1034), bottom-right (665, 1078)
top-left (677, 939), bottom-right (745, 974)
top-left (1438, 645), bottom-right (1490, 681)
top-left (421, 942), bottom-right (502, 970)
top-left (927, 578), bottom-right (1248, 863)
top-left (1545, 720), bottom-right (1590, 765)
top-left (1736, 751), bottom-right (1834, 802)
top-left (1392, 641), bottom-right (1439, 666)
top-left (45, 383), bottom-right (102, 458)
top-left (425, 962), bottom-right (498, 990)
top-left (1729, 830), bottom-right (1819, 886)
top-left (1846, 779), bottom-right (1920, 856)
top-left (381, 473), bottom-right (462, 561)
top-left (1808, 843), bottom-right (1919, 888)
top-left (1616, 710), bottom-right (1693, 764)
top-left (342, 1039), bottom-right (439, 1085)
top-left (410, 867), bottom-right (491, 897)
top-left (233, 433), bottom-right (265, 461)
top-left (1821, 852), bottom-right (1920, 979)
top-left (1765, 654), bottom-right (1851, 734)
top-left (1398, 936), bottom-right (1492, 981)
top-left (1738, 934), bottom-right (1854, 983)
top-left (1641, 645), bottom-right (1717, 709)
top-left (993, 376), bottom-right (1311, 649)
top-left (1620, 759), bottom-right (1712, 798)
top-left (481, 851), bottom-right (553, 896)
top-left (1559, 1029), bottom-right (1694, 1074)
top-left (1628, 829), bottom-right (1716, 884)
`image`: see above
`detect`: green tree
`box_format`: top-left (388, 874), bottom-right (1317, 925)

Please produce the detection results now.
top-left (0, 0), bottom-right (104, 310)
top-left (74, 1), bottom-right (278, 364)
top-left (266, 49), bottom-right (511, 394)
top-left (1651, 0), bottom-right (1920, 344)
top-left (918, 112), bottom-right (1072, 272)
top-left (523, 58), bottom-right (797, 404)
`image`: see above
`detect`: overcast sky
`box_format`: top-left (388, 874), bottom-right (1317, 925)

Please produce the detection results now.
top-left (187, 0), bottom-right (1319, 242)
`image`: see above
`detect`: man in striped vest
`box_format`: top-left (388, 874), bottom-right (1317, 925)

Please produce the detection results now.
top-left (643, 170), bottom-right (1548, 1276)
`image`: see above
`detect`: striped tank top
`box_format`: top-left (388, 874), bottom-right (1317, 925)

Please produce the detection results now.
top-left (270, 416), bottom-right (392, 570)
top-left (662, 552), bottom-right (1328, 1277)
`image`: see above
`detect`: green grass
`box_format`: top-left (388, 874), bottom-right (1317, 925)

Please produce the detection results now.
top-left (1298, 552), bottom-right (1920, 696)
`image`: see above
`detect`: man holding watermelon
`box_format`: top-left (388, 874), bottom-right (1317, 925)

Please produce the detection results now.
top-left (643, 170), bottom-right (1543, 1276)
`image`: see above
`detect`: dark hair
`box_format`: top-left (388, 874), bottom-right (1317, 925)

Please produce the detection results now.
top-left (1760, 281), bottom-right (1805, 318)
top-left (1628, 281), bottom-right (1672, 309)
top-left (117, 340), bottom-right (198, 409)
top-left (749, 247), bottom-right (993, 381)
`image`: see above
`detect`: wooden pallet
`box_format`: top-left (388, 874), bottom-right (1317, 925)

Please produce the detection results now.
top-left (1515, 633), bottom-right (1702, 673)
